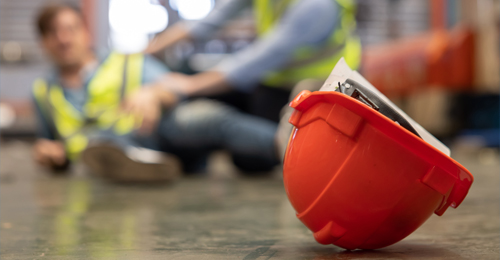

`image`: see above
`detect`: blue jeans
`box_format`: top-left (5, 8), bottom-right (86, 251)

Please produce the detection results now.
top-left (134, 99), bottom-right (279, 173)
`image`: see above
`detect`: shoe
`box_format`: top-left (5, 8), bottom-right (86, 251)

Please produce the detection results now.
top-left (81, 143), bottom-right (181, 183)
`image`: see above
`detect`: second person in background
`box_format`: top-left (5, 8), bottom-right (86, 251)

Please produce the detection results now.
top-left (138, 0), bottom-right (361, 122)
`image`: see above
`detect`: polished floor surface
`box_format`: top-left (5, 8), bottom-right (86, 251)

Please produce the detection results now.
top-left (1, 140), bottom-right (499, 259)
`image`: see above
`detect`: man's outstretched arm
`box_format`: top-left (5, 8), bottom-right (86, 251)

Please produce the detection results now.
top-left (147, 0), bottom-right (339, 97)
top-left (146, 0), bottom-right (250, 53)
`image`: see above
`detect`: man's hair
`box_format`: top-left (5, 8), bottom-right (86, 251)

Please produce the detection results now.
top-left (35, 2), bottom-right (83, 37)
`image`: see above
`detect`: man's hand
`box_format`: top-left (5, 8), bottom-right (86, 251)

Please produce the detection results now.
top-left (122, 86), bottom-right (178, 134)
top-left (32, 139), bottom-right (67, 169)
top-left (123, 71), bottom-right (229, 134)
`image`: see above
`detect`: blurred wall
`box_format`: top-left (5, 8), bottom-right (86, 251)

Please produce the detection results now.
top-left (357, 0), bottom-right (430, 46)
top-left (0, 0), bottom-right (80, 101)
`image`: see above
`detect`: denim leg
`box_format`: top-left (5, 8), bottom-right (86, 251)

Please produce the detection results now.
top-left (158, 99), bottom-right (279, 169)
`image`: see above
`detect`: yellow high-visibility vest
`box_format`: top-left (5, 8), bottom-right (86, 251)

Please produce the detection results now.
top-left (33, 52), bottom-right (144, 160)
top-left (253, 0), bottom-right (362, 87)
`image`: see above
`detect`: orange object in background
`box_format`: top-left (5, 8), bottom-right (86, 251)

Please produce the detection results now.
top-left (283, 90), bottom-right (473, 250)
top-left (362, 26), bottom-right (475, 98)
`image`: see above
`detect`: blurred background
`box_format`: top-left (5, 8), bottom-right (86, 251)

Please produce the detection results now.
top-left (0, 2), bottom-right (498, 258)
top-left (0, 0), bottom-right (498, 154)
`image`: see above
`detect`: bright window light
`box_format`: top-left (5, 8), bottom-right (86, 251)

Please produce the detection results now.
top-left (171, 0), bottom-right (214, 20)
top-left (109, 0), bottom-right (169, 53)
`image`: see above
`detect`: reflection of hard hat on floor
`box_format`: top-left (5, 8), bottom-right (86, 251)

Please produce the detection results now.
top-left (283, 59), bottom-right (473, 250)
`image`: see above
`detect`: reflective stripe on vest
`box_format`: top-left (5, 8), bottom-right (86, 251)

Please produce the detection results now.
top-left (33, 52), bottom-right (144, 160)
top-left (253, 0), bottom-right (361, 87)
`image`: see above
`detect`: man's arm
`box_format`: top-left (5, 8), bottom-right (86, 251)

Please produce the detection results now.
top-left (32, 95), bottom-right (68, 169)
top-left (146, 0), bottom-right (250, 53)
top-left (183, 0), bottom-right (251, 40)
top-left (215, 0), bottom-right (340, 91)
top-left (122, 55), bottom-right (179, 134)
top-left (151, 0), bottom-right (340, 96)
top-left (33, 95), bottom-right (56, 140)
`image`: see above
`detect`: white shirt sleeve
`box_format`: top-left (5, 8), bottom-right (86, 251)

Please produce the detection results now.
top-left (214, 0), bottom-right (340, 91)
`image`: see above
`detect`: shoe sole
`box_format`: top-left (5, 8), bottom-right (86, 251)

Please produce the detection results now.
top-left (81, 144), bottom-right (181, 183)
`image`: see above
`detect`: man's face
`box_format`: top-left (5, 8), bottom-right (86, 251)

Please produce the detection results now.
top-left (41, 9), bottom-right (91, 68)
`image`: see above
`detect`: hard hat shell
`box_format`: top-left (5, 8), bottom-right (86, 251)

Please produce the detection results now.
top-left (283, 90), bottom-right (473, 250)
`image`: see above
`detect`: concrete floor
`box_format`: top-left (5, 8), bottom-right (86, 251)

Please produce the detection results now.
top-left (1, 140), bottom-right (498, 260)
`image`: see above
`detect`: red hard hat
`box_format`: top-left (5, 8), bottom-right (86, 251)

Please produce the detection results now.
top-left (283, 85), bottom-right (473, 250)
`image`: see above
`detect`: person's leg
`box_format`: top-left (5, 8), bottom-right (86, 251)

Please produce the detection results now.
top-left (248, 84), bottom-right (291, 123)
top-left (158, 142), bottom-right (211, 174)
top-left (158, 99), bottom-right (280, 173)
top-left (198, 90), bottom-right (250, 113)
top-left (231, 153), bottom-right (278, 173)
